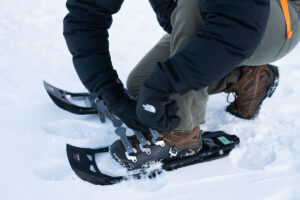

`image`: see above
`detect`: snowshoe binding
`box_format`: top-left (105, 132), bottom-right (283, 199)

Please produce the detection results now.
top-left (110, 126), bottom-right (202, 170)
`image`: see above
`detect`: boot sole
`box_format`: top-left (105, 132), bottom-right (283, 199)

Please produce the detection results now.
top-left (226, 64), bottom-right (279, 120)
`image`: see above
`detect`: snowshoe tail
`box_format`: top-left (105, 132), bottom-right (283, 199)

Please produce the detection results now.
top-left (66, 144), bottom-right (124, 185)
top-left (43, 81), bottom-right (98, 115)
top-left (66, 131), bottom-right (240, 186)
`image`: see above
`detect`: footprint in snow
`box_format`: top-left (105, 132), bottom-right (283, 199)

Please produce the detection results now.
top-left (33, 159), bottom-right (72, 181)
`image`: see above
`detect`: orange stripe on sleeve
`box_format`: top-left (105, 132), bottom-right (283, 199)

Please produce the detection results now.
top-left (280, 0), bottom-right (293, 39)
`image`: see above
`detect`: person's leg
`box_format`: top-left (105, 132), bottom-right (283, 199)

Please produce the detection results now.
top-left (128, 0), bottom-right (300, 129)
top-left (110, 0), bottom-right (300, 168)
top-left (168, 0), bottom-right (207, 130)
top-left (164, 0), bottom-right (300, 127)
top-left (207, 67), bottom-right (243, 95)
top-left (127, 0), bottom-right (207, 130)
top-left (208, 0), bottom-right (300, 95)
top-left (127, 34), bottom-right (171, 97)
top-left (207, 0), bottom-right (300, 119)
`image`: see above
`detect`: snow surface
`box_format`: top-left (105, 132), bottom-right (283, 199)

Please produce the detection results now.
top-left (1, 0), bottom-right (300, 199)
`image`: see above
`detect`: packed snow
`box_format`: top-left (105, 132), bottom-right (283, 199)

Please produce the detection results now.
top-left (1, 0), bottom-right (300, 199)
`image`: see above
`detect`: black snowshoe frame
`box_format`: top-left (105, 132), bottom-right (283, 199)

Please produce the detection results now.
top-left (43, 81), bottom-right (98, 115)
top-left (67, 131), bottom-right (239, 185)
top-left (44, 81), bottom-right (240, 186)
top-left (43, 81), bottom-right (122, 126)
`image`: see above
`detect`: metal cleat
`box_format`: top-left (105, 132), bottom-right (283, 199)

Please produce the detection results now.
top-left (134, 131), bottom-right (151, 155)
top-left (169, 147), bottom-right (178, 158)
top-left (139, 144), bottom-right (151, 155)
top-left (125, 152), bottom-right (137, 163)
top-left (219, 149), bottom-right (224, 155)
top-left (155, 140), bottom-right (165, 147)
top-left (149, 129), bottom-right (165, 147)
top-left (149, 129), bottom-right (162, 143)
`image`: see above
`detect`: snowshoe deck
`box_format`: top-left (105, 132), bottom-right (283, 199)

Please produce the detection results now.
top-left (67, 131), bottom-right (240, 186)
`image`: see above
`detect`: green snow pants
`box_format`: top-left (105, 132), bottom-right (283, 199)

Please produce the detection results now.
top-left (127, 0), bottom-right (300, 130)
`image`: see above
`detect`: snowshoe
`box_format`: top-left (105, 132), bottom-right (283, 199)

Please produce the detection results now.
top-left (43, 81), bottom-right (122, 126)
top-left (43, 81), bottom-right (98, 115)
top-left (66, 130), bottom-right (239, 185)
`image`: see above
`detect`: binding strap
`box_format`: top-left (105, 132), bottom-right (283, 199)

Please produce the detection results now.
top-left (280, 0), bottom-right (293, 39)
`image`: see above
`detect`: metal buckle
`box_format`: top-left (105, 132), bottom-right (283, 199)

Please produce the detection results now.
top-left (134, 131), bottom-right (152, 155)
top-left (115, 127), bottom-right (139, 163)
top-left (139, 143), bottom-right (151, 155)
top-left (169, 147), bottom-right (178, 158)
top-left (155, 140), bottom-right (165, 147)
top-left (125, 152), bottom-right (137, 163)
top-left (149, 129), bottom-right (165, 147)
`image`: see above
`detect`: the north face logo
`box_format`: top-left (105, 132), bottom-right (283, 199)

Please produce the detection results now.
top-left (142, 104), bottom-right (156, 113)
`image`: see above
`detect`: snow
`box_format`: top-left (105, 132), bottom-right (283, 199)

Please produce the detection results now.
top-left (1, 0), bottom-right (300, 199)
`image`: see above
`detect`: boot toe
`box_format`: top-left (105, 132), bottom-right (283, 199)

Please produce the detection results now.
top-left (110, 140), bottom-right (134, 168)
top-left (226, 103), bottom-right (252, 119)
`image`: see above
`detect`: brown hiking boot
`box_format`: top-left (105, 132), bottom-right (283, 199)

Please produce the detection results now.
top-left (225, 64), bottom-right (279, 119)
top-left (110, 126), bottom-right (202, 170)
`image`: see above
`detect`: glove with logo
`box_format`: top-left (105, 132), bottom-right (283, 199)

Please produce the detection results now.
top-left (100, 79), bottom-right (149, 133)
top-left (136, 63), bottom-right (181, 131)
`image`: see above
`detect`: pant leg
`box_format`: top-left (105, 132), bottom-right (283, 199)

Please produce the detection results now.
top-left (207, 67), bottom-right (242, 95)
top-left (168, 0), bottom-right (208, 130)
top-left (126, 35), bottom-right (171, 97)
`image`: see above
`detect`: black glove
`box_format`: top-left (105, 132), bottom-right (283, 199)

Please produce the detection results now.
top-left (136, 63), bottom-right (181, 131)
top-left (100, 80), bottom-right (149, 133)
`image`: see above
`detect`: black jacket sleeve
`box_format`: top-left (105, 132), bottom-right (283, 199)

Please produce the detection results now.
top-left (161, 0), bottom-right (270, 95)
top-left (149, 0), bottom-right (177, 34)
top-left (63, 0), bottom-right (124, 99)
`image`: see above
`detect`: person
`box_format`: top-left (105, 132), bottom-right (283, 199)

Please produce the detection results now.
top-left (63, 0), bottom-right (300, 169)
